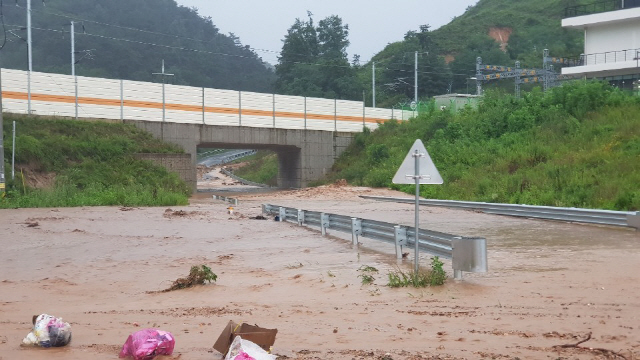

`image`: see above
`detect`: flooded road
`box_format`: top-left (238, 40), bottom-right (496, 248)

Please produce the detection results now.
top-left (0, 185), bottom-right (638, 359)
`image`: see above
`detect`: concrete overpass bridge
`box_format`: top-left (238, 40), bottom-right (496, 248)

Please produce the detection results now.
top-left (131, 121), bottom-right (353, 188)
top-left (1, 68), bottom-right (412, 188)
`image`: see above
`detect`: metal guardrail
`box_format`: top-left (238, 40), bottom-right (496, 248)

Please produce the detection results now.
top-left (220, 150), bottom-right (257, 164)
top-left (196, 149), bottom-right (224, 162)
top-left (360, 196), bottom-right (640, 230)
top-left (220, 168), bottom-right (270, 188)
top-left (564, 0), bottom-right (621, 17)
top-left (563, 0), bottom-right (640, 18)
top-left (560, 48), bottom-right (640, 68)
top-left (213, 195), bottom-right (238, 205)
top-left (262, 204), bottom-right (488, 279)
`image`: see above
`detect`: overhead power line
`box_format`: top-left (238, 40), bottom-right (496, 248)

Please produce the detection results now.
top-left (6, 3), bottom-right (470, 79)
top-left (7, 24), bottom-right (368, 71)
top-left (9, 22), bottom-right (469, 78)
top-left (14, 3), bottom-right (374, 64)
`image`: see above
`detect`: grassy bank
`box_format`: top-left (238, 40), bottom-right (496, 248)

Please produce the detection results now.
top-left (328, 82), bottom-right (640, 211)
top-left (1, 115), bottom-right (190, 208)
top-left (232, 150), bottom-right (278, 187)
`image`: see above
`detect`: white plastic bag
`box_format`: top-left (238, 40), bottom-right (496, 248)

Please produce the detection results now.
top-left (22, 314), bottom-right (72, 347)
top-left (224, 336), bottom-right (276, 360)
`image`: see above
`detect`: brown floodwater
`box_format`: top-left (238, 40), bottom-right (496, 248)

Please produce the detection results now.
top-left (1, 185), bottom-right (638, 359)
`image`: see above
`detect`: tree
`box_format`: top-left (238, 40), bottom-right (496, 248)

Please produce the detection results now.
top-left (276, 14), bottom-right (358, 99)
top-left (275, 13), bottom-right (319, 91)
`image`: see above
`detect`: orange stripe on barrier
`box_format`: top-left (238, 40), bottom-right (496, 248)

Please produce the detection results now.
top-left (2, 90), bottom-right (389, 124)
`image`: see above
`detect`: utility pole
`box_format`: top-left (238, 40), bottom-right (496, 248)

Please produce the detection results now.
top-left (414, 51), bottom-right (418, 104)
top-left (372, 62), bottom-right (376, 108)
top-left (152, 59), bottom-right (174, 123)
top-left (71, 21), bottom-right (78, 119)
top-left (362, 90), bottom-right (365, 128)
top-left (27, 0), bottom-right (32, 114)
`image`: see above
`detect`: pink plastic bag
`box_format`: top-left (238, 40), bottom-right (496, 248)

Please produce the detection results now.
top-left (119, 329), bottom-right (175, 360)
top-left (234, 352), bottom-right (256, 360)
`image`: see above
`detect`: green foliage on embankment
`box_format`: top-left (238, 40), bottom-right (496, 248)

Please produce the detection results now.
top-left (232, 151), bottom-right (279, 187)
top-left (1, 115), bottom-right (190, 208)
top-left (328, 81), bottom-right (640, 211)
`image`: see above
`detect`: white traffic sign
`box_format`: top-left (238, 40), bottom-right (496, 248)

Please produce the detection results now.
top-left (410, 101), bottom-right (417, 111)
top-left (392, 139), bottom-right (443, 185)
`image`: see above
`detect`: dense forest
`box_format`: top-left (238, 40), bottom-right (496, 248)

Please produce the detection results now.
top-left (0, 0), bottom-right (275, 92)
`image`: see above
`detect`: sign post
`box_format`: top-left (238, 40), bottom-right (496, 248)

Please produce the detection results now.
top-left (392, 139), bottom-right (443, 272)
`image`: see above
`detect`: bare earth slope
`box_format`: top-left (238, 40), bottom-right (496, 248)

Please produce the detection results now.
top-left (0, 186), bottom-right (638, 359)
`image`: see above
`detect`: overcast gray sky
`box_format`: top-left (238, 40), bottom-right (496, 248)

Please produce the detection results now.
top-left (175, 0), bottom-right (478, 64)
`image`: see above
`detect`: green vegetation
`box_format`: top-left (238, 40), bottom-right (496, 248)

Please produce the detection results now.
top-left (358, 265), bottom-right (379, 285)
top-left (276, 14), bottom-right (359, 99)
top-left (388, 257), bottom-right (447, 288)
top-left (0, 0), bottom-right (274, 92)
top-left (232, 151), bottom-right (278, 187)
top-left (368, 0), bottom-right (592, 105)
top-left (163, 265), bottom-right (218, 292)
top-left (328, 81), bottom-right (640, 211)
top-left (271, 0), bottom-right (594, 105)
top-left (1, 115), bottom-right (191, 208)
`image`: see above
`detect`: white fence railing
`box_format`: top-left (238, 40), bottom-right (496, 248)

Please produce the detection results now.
top-left (1, 68), bottom-right (412, 133)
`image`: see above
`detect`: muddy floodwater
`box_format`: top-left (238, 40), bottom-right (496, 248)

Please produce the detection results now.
top-left (1, 185), bottom-right (639, 360)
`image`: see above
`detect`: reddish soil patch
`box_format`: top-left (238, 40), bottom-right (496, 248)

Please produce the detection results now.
top-left (488, 27), bottom-right (513, 52)
top-left (444, 54), bottom-right (456, 64)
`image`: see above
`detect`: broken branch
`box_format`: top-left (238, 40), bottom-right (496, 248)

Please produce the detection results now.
top-left (553, 332), bottom-right (629, 360)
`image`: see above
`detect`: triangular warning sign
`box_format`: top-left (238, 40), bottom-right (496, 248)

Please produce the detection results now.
top-left (392, 139), bottom-right (443, 185)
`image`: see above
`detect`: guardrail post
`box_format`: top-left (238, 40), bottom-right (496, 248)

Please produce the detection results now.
top-left (261, 204), bottom-right (267, 215)
top-left (351, 218), bottom-right (362, 246)
top-left (628, 212), bottom-right (640, 231)
top-left (321, 213), bottom-right (329, 236)
top-left (452, 237), bottom-right (488, 280)
top-left (297, 209), bottom-right (305, 226)
top-left (394, 226), bottom-right (407, 260)
top-left (278, 207), bottom-right (286, 222)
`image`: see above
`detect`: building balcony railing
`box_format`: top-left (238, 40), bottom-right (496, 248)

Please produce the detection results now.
top-left (562, 48), bottom-right (640, 68)
top-left (564, 0), bottom-right (640, 18)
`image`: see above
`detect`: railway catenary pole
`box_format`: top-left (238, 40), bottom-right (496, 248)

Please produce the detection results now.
top-left (0, 70), bottom-right (5, 194)
top-left (152, 60), bottom-right (174, 139)
top-left (71, 21), bottom-right (78, 119)
top-left (362, 90), bottom-right (365, 128)
top-left (372, 62), bottom-right (376, 108)
top-left (414, 51), bottom-right (418, 104)
top-left (27, 0), bottom-right (32, 114)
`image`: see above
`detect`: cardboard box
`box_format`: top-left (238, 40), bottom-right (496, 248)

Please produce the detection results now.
top-left (213, 320), bottom-right (278, 356)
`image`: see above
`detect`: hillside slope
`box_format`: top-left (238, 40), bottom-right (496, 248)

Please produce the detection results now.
top-left (367, 0), bottom-right (589, 103)
top-left (1, 115), bottom-right (190, 208)
top-left (431, 0), bottom-right (585, 61)
top-left (327, 82), bottom-right (640, 211)
top-left (0, 0), bottom-right (275, 92)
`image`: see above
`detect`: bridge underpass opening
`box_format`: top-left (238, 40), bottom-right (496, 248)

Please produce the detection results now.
top-left (196, 143), bottom-right (300, 190)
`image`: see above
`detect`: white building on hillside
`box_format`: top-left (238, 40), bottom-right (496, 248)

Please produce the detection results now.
top-left (561, 0), bottom-right (640, 90)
